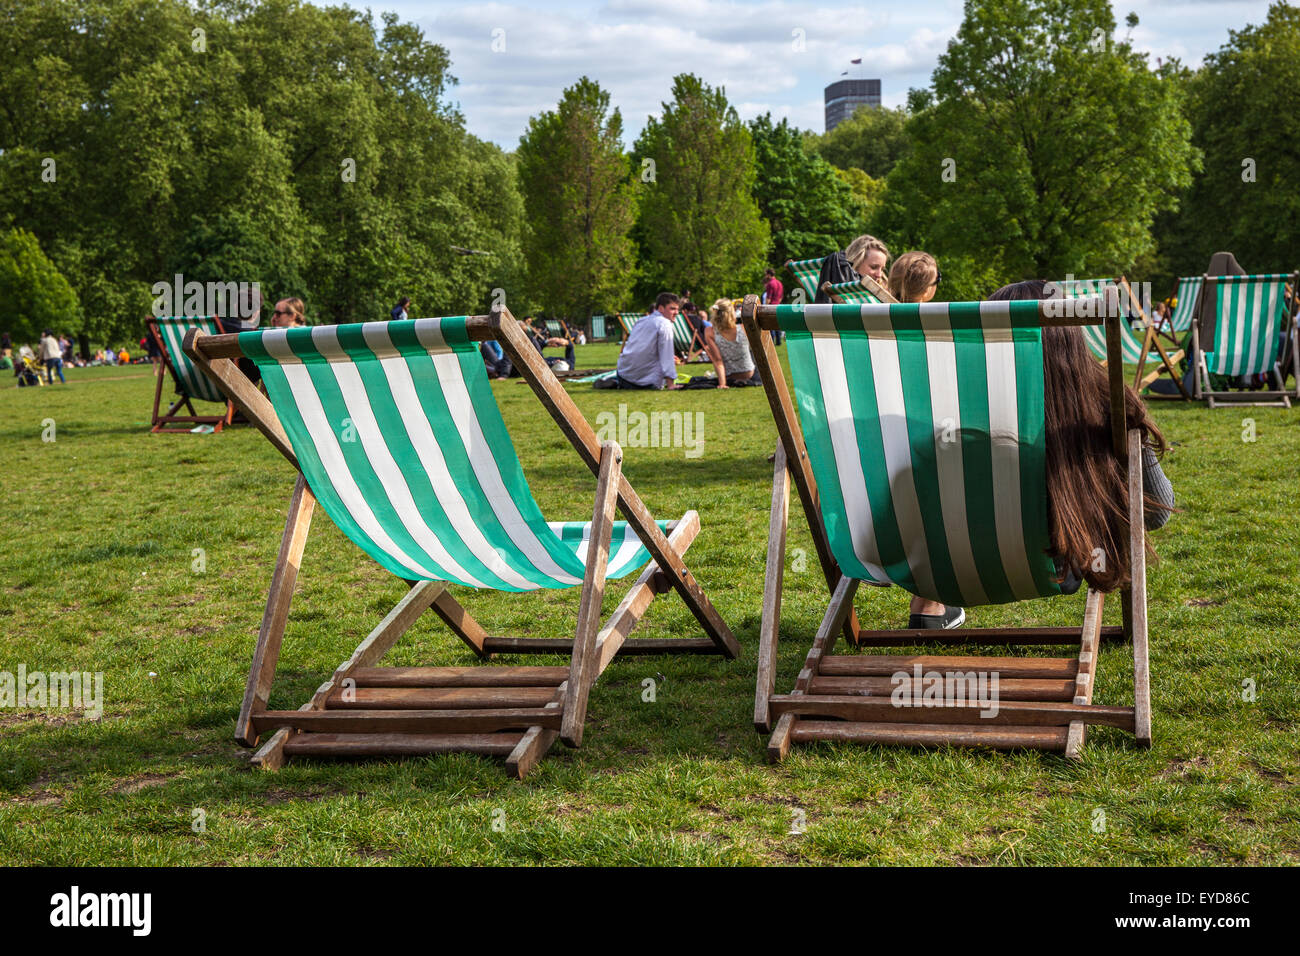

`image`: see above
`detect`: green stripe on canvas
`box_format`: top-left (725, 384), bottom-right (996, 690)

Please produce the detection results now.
top-left (239, 317), bottom-right (659, 591)
top-left (1169, 277), bottom-right (1203, 333)
top-left (786, 257), bottom-right (825, 302)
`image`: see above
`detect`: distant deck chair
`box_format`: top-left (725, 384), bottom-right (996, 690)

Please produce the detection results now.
top-left (614, 312), bottom-right (642, 343)
top-left (741, 290), bottom-right (1152, 760)
top-left (543, 318), bottom-right (573, 341)
top-left (785, 256), bottom-right (827, 303)
top-left (591, 315), bottom-right (608, 341)
top-left (1060, 278), bottom-right (1189, 398)
top-left (1161, 276), bottom-right (1204, 342)
top-left (1194, 272), bottom-right (1300, 408)
top-left (183, 310), bottom-right (739, 778)
top-left (146, 316), bottom-right (236, 433)
top-left (671, 312), bottom-right (707, 361)
top-left (822, 273), bottom-right (897, 305)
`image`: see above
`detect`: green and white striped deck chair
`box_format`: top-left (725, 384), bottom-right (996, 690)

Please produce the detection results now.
top-left (785, 256), bottom-right (825, 303)
top-left (614, 311), bottom-right (642, 343)
top-left (182, 310), bottom-right (738, 778)
top-left (591, 315), bottom-right (608, 341)
top-left (1166, 276), bottom-right (1204, 338)
top-left (1059, 278), bottom-right (1188, 397)
top-left (741, 292), bottom-right (1152, 760)
top-left (1195, 272), bottom-right (1300, 408)
top-left (822, 274), bottom-right (896, 305)
top-left (671, 312), bottom-right (706, 361)
top-left (145, 315), bottom-right (235, 433)
top-left (543, 318), bottom-right (572, 340)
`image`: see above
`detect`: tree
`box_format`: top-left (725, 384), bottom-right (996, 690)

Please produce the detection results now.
top-left (749, 113), bottom-right (866, 267)
top-left (0, 228), bottom-right (80, 344)
top-left (810, 106), bottom-right (911, 179)
top-left (1158, 2), bottom-right (1300, 279)
top-left (879, 0), bottom-right (1197, 281)
top-left (632, 75), bottom-right (769, 302)
top-left (516, 77), bottom-right (637, 320)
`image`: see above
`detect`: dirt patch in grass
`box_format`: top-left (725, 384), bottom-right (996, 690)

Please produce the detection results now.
top-left (0, 711), bottom-right (87, 729)
top-left (261, 787), bottom-right (347, 804)
top-left (110, 773), bottom-right (174, 795)
top-left (1184, 597), bottom-right (1222, 607)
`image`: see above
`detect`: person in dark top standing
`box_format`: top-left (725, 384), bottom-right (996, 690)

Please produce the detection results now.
top-left (814, 234), bottom-right (891, 303)
top-left (391, 297), bottom-right (411, 322)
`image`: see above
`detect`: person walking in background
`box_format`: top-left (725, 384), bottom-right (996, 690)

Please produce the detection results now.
top-left (40, 329), bottom-right (66, 384)
top-left (391, 297), bottom-right (410, 322)
top-left (815, 234), bottom-right (891, 303)
top-left (762, 267), bottom-right (786, 345)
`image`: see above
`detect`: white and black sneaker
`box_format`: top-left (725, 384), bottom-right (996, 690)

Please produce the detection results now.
top-left (908, 605), bottom-right (966, 630)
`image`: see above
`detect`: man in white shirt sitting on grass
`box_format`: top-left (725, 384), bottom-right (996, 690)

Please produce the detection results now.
top-left (606, 292), bottom-right (680, 390)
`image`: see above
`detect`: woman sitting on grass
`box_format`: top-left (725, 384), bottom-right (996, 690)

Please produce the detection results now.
top-left (702, 298), bottom-right (760, 388)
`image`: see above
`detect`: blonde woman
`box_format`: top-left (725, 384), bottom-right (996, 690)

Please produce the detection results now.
top-left (703, 298), bottom-right (760, 388)
top-left (887, 251), bottom-right (941, 304)
top-left (814, 234), bottom-right (891, 303)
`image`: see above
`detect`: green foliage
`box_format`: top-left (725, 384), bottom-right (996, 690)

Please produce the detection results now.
top-left (632, 75), bottom-right (770, 302)
top-left (516, 77), bottom-right (637, 320)
top-left (0, 228), bottom-right (80, 343)
top-left (810, 105), bottom-right (912, 179)
top-left (879, 0), bottom-right (1197, 280)
top-left (749, 113), bottom-right (866, 267)
top-left (1158, 2), bottom-right (1300, 277)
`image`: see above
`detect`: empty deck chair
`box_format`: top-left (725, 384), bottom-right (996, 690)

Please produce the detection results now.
top-left (1194, 272), bottom-right (1300, 408)
top-left (183, 310), bottom-right (738, 778)
top-left (1060, 278), bottom-right (1189, 398)
top-left (614, 312), bottom-right (642, 343)
top-left (741, 290), bottom-right (1153, 760)
top-left (146, 316), bottom-right (236, 433)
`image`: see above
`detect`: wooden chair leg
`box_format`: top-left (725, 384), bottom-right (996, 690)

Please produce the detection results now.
top-left (755, 441), bottom-right (790, 733)
top-left (1065, 588), bottom-right (1104, 758)
top-left (1127, 429), bottom-right (1152, 746)
top-left (561, 441), bottom-right (622, 748)
top-left (236, 475), bottom-right (315, 746)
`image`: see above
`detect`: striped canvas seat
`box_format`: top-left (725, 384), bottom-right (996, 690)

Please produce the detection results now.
top-left (1059, 280), bottom-right (1147, 364)
top-left (1168, 276), bottom-right (1203, 334)
top-left (591, 315), bottom-right (607, 340)
top-left (775, 301), bottom-right (1065, 607)
top-left (240, 317), bottom-right (661, 591)
top-left (1204, 274), bottom-right (1292, 377)
top-left (671, 313), bottom-right (702, 355)
top-left (615, 312), bottom-right (641, 338)
top-left (786, 257), bottom-right (825, 302)
top-left (155, 316), bottom-right (228, 403)
top-left (822, 277), bottom-right (884, 305)
top-left (543, 319), bottom-right (569, 340)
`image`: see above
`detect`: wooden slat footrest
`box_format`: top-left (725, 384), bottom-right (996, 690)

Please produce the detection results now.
top-left (819, 655), bottom-right (1078, 679)
top-left (481, 637), bottom-right (718, 654)
top-left (851, 626), bottom-right (1124, 647)
top-left (808, 675), bottom-right (1075, 701)
top-left (768, 695), bottom-right (1135, 730)
top-left (252, 708), bottom-right (563, 734)
top-left (789, 720), bottom-right (1069, 750)
top-left (350, 666), bottom-right (568, 687)
top-left (326, 686), bottom-right (557, 709)
top-left (283, 732), bottom-right (525, 757)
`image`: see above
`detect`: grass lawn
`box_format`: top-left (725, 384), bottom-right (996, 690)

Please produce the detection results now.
top-left (1, 346), bottom-right (1297, 866)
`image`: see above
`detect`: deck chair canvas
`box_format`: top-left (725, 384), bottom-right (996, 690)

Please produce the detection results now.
top-left (822, 273), bottom-right (897, 305)
top-left (1161, 276), bottom-right (1204, 342)
top-left (741, 291), bottom-right (1152, 760)
top-left (785, 257), bottom-right (825, 303)
top-left (614, 311), bottom-right (642, 343)
top-left (183, 309), bottom-right (738, 778)
top-left (671, 313), bottom-right (708, 362)
top-left (1060, 278), bottom-right (1189, 399)
top-left (146, 316), bottom-right (236, 433)
top-left (1194, 272), bottom-right (1300, 408)
top-left (543, 318), bottom-right (573, 341)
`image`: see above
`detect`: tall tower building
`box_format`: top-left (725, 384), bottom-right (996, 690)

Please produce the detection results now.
top-left (824, 77), bottom-right (881, 131)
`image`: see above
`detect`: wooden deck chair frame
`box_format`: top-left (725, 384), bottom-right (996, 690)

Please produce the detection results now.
top-left (543, 317), bottom-right (573, 341)
top-left (614, 311), bottom-right (642, 344)
top-left (821, 273), bottom-right (897, 305)
top-left (1065, 277), bottom-right (1191, 400)
top-left (672, 313), bottom-right (708, 362)
top-left (1193, 271), bottom-right (1300, 409)
top-left (146, 316), bottom-right (236, 433)
top-left (741, 289), bottom-right (1152, 760)
top-left (183, 307), bottom-right (739, 778)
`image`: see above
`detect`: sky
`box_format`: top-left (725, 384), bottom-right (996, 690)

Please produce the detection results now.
top-left (345, 0), bottom-right (1274, 148)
